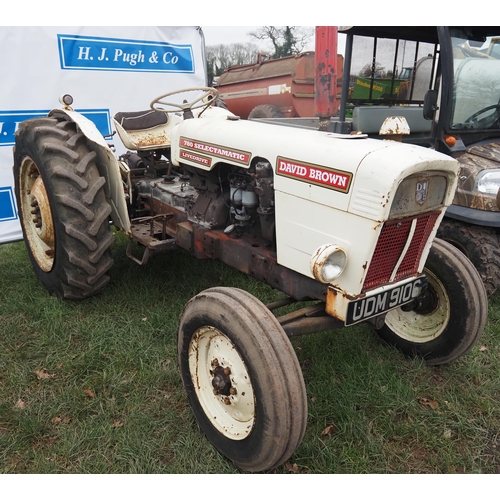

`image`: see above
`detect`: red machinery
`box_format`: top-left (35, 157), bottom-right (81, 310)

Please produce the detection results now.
top-left (216, 27), bottom-right (342, 120)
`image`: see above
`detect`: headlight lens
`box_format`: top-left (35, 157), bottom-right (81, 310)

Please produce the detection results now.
top-left (476, 170), bottom-right (500, 195)
top-left (310, 244), bottom-right (347, 283)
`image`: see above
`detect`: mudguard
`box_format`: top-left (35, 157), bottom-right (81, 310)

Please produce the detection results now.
top-left (48, 108), bottom-right (131, 234)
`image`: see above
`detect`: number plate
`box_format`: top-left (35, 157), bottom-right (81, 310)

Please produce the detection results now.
top-left (345, 276), bottom-right (427, 326)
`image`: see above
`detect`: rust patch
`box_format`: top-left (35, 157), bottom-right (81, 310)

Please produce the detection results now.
top-left (133, 131), bottom-right (170, 148)
top-left (325, 286), bottom-right (358, 322)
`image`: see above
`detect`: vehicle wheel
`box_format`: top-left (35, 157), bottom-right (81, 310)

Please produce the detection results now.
top-left (248, 104), bottom-right (284, 119)
top-left (13, 116), bottom-right (114, 299)
top-left (375, 238), bottom-right (487, 366)
top-left (178, 287), bottom-right (307, 472)
top-left (437, 218), bottom-right (500, 296)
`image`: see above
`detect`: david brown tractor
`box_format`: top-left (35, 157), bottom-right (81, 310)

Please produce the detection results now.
top-left (13, 84), bottom-right (487, 471)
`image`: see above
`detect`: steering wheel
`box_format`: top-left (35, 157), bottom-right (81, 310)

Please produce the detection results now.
top-left (150, 87), bottom-right (219, 113)
top-left (464, 104), bottom-right (500, 124)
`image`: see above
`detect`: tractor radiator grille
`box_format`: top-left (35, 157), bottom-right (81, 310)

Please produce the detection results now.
top-left (362, 211), bottom-right (440, 292)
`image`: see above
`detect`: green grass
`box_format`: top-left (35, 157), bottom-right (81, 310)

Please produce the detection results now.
top-left (1, 232), bottom-right (499, 474)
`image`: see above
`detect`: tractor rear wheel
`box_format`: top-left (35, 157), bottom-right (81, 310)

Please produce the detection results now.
top-left (437, 218), bottom-right (500, 296)
top-left (178, 287), bottom-right (307, 472)
top-left (14, 116), bottom-right (114, 299)
top-left (375, 238), bottom-right (487, 365)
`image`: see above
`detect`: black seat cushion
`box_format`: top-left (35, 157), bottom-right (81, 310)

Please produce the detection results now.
top-left (114, 110), bottom-right (169, 131)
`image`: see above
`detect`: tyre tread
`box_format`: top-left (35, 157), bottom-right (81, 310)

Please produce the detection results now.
top-left (13, 116), bottom-right (114, 299)
top-left (437, 219), bottom-right (500, 296)
top-left (248, 104), bottom-right (284, 119)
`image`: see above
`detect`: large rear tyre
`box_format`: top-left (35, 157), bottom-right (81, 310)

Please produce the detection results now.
top-left (375, 238), bottom-right (487, 366)
top-left (437, 218), bottom-right (500, 296)
top-left (14, 116), bottom-right (114, 299)
top-left (248, 104), bottom-right (284, 119)
top-left (178, 287), bottom-right (307, 472)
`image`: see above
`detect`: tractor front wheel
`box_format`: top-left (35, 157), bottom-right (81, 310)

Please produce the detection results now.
top-left (178, 287), bottom-right (307, 472)
top-left (375, 238), bottom-right (487, 365)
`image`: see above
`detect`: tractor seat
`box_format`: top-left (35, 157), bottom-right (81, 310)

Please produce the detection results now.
top-left (112, 109), bottom-right (181, 151)
top-left (114, 110), bottom-right (168, 132)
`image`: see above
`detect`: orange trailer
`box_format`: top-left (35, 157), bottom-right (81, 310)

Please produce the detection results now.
top-left (216, 51), bottom-right (343, 119)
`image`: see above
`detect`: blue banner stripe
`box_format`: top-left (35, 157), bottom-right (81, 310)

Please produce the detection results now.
top-left (0, 187), bottom-right (17, 222)
top-left (0, 109), bottom-right (112, 147)
top-left (57, 34), bottom-right (195, 73)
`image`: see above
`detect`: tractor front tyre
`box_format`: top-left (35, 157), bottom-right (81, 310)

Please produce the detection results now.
top-left (248, 104), bottom-right (284, 119)
top-left (437, 218), bottom-right (500, 296)
top-left (178, 287), bottom-right (307, 472)
top-left (14, 116), bottom-right (114, 299)
top-left (375, 238), bottom-right (487, 366)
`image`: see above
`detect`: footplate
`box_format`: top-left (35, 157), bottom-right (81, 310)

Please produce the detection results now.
top-left (127, 215), bottom-right (177, 265)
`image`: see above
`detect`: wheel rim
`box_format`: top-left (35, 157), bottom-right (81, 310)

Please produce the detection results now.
top-left (188, 326), bottom-right (255, 440)
top-left (19, 156), bottom-right (55, 272)
top-left (384, 269), bottom-right (450, 343)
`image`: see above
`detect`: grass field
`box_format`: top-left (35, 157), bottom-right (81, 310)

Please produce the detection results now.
top-left (1, 232), bottom-right (499, 474)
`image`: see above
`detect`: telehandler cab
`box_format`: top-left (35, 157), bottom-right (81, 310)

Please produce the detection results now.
top-left (336, 26), bottom-right (500, 296)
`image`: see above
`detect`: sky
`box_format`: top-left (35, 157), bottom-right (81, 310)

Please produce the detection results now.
top-left (5, 1), bottom-right (469, 54)
top-left (201, 26), bottom-right (263, 47)
top-left (201, 26), bottom-right (317, 54)
top-left (5, 1), bottom-right (473, 29)
top-left (201, 26), bottom-right (341, 55)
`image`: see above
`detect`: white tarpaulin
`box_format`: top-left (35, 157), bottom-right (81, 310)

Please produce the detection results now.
top-left (0, 26), bottom-right (207, 243)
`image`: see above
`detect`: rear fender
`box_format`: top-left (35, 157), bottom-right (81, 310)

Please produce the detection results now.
top-left (48, 108), bottom-right (131, 234)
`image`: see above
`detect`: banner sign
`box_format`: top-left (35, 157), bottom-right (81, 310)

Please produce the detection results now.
top-left (57, 34), bottom-right (195, 73)
top-left (0, 26), bottom-right (207, 244)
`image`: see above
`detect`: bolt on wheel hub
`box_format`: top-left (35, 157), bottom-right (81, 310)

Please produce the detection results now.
top-left (189, 326), bottom-right (255, 440)
top-left (384, 268), bottom-right (450, 343)
top-left (211, 362), bottom-right (233, 396)
top-left (19, 157), bottom-right (56, 272)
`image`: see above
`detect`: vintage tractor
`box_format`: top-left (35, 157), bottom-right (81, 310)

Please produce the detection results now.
top-left (13, 85), bottom-right (487, 472)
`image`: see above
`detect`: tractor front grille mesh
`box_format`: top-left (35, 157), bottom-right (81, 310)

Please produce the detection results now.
top-left (362, 211), bottom-right (440, 292)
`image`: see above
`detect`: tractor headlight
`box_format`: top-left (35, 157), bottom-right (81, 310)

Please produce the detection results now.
top-left (310, 244), bottom-right (347, 284)
top-left (476, 169), bottom-right (500, 195)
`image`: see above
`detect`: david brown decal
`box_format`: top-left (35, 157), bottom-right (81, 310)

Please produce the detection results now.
top-left (58, 34), bottom-right (194, 73)
top-left (180, 137), bottom-right (251, 165)
top-left (277, 156), bottom-right (352, 193)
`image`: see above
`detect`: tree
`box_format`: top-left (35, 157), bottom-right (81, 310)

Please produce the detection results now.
top-left (249, 26), bottom-right (313, 59)
top-left (359, 62), bottom-right (387, 78)
top-left (206, 43), bottom-right (261, 85)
